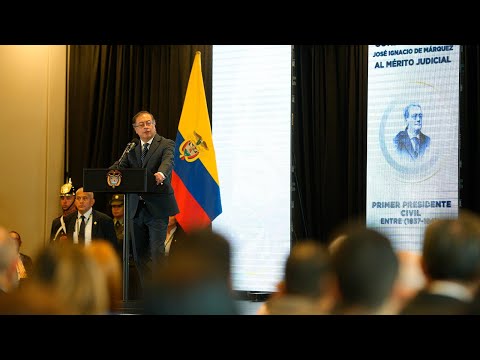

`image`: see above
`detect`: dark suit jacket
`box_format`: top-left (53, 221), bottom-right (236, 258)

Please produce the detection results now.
top-left (393, 130), bottom-right (430, 160)
top-left (112, 133), bottom-right (179, 219)
top-left (400, 290), bottom-right (470, 315)
top-left (50, 215), bottom-right (65, 242)
top-left (64, 210), bottom-right (118, 251)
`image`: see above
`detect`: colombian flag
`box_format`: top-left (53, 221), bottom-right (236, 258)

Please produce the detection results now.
top-left (172, 51), bottom-right (222, 233)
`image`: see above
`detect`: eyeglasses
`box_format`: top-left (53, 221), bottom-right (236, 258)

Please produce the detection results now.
top-left (133, 120), bottom-right (154, 128)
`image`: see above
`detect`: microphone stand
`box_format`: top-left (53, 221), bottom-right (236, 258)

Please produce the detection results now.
top-left (117, 142), bottom-right (135, 167)
top-left (113, 140), bottom-right (136, 303)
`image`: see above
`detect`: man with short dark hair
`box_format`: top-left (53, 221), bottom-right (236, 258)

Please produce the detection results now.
top-left (110, 110), bottom-right (179, 288)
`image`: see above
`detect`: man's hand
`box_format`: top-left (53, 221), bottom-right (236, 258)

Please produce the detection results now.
top-left (154, 172), bottom-right (165, 185)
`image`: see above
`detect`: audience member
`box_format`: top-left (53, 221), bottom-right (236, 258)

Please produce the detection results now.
top-left (330, 225), bottom-right (399, 314)
top-left (401, 211), bottom-right (480, 315)
top-left (8, 230), bottom-right (33, 285)
top-left (0, 280), bottom-right (70, 314)
top-left (85, 240), bottom-right (122, 313)
top-left (50, 179), bottom-right (77, 242)
top-left (0, 226), bottom-right (19, 294)
top-left (31, 243), bottom-right (109, 314)
top-left (143, 229), bottom-right (239, 315)
top-left (259, 240), bottom-right (335, 315)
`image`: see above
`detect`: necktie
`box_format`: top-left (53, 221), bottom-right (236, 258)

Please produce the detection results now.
top-left (412, 137), bottom-right (420, 158)
top-left (78, 215), bottom-right (86, 245)
top-left (141, 143), bottom-right (149, 165)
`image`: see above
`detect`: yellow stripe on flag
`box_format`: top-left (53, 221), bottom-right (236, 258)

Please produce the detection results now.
top-left (177, 51), bottom-right (219, 185)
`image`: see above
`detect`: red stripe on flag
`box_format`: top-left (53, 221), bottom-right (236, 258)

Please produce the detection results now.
top-left (172, 171), bottom-right (211, 233)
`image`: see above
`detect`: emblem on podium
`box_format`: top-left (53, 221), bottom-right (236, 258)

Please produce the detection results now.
top-left (107, 169), bottom-right (122, 188)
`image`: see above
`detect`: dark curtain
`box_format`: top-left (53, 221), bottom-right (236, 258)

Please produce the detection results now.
top-left (460, 45), bottom-right (480, 212)
top-left (67, 45), bottom-right (212, 212)
top-left (292, 45), bottom-right (369, 244)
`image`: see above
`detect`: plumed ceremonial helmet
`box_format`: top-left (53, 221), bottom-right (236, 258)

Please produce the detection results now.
top-left (60, 178), bottom-right (76, 197)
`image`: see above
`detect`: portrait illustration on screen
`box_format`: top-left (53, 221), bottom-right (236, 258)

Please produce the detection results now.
top-left (393, 103), bottom-right (431, 162)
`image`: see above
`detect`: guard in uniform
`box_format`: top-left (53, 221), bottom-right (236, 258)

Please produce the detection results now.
top-left (50, 179), bottom-right (77, 242)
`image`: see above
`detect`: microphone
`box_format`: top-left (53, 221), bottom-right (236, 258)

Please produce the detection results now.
top-left (117, 138), bottom-right (139, 166)
top-left (126, 138), bottom-right (139, 153)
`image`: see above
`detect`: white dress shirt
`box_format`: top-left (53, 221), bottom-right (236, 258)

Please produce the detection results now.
top-left (74, 208), bottom-right (93, 246)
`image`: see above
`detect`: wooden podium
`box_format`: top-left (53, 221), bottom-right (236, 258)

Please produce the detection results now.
top-left (83, 168), bottom-right (152, 301)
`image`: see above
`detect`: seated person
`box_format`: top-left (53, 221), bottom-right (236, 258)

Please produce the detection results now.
top-left (8, 230), bottom-right (33, 285)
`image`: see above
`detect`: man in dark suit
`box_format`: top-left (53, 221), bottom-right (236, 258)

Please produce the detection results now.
top-left (63, 187), bottom-right (118, 251)
top-left (393, 103), bottom-right (430, 161)
top-left (111, 110), bottom-right (179, 287)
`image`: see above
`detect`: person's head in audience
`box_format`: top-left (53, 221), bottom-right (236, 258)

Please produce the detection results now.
top-left (284, 241), bottom-right (333, 295)
top-left (421, 211), bottom-right (480, 290)
top-left (0, 226), bottom-right (19, 294)
top-left (84, 240), bottom-right (122, 313)
top-left (59, 179), bottom-right (77, 216)
top-left (399, 211), bottom-right (480, 315)
top-left (31, 243), bottom-right (109, 314)
top-left (261, 240), bottom-right (334, 315)
top-left (144, 229), bottom-right (238, 314)
top-left (330, 225), bottom-right (399, 314)
top-left (0, 280), bottom-right (70, 314)
top-left (75, 187), bottom-right (95, 215)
